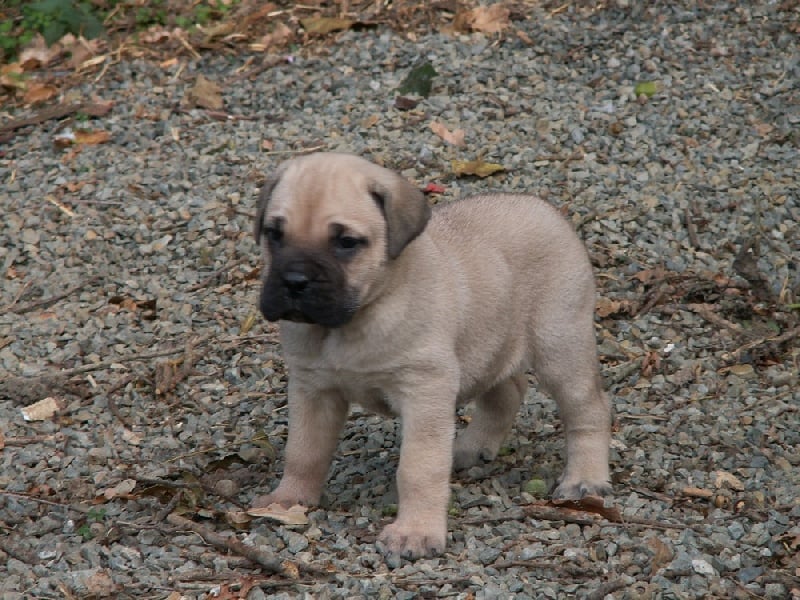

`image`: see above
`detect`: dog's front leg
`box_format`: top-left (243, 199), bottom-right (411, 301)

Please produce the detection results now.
top-left (378, 386), bottom-right (456, 559)
top-left (252, 381), bottom-right (348, 508)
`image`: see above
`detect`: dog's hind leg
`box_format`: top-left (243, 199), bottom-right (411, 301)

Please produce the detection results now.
top-left (530, 324), bottom-right (612, 499)
top-left (452, 373), bottom-right (526, 471)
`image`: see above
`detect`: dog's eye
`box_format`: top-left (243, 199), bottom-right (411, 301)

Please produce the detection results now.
top-left (333, 234), bottom-right (366, 258)
top-left (265, 227), bottom-right (283, 245)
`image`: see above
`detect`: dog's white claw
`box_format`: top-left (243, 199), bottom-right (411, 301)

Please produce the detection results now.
top-left (377, 522), bottom-right (446, 562)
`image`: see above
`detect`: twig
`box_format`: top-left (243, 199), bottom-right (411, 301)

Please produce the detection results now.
top-left (729, 325), bottom-right (800, 361)
top-left (585, 577), bottom-right (634, 600)
top-left (0, 333), bottom-right (280, 390)
top-left (686, 303), bottom-right (744, 334)
top-left (2, 433), bottom-right (62, 446)
top-left (262, 144), bottom-right (326, 156)
top-left (0, 490), bottom-right (88, 513)
top-left (186, 259), bottom-right (241, 292)
top-left (0, 102), bottom-right (112, 142)
top-left (684, 207), bottom-right (701, 249)
top-left (1, 280), bottom-right (33, 312)
top-left (155, 490), bottom-right (183, 522)
top-left (105, 374), bottom-right (136, 427)
top-left (166, 513), bottom-right (296, 576)
top-left (8, 276), bottom-right (101, 315)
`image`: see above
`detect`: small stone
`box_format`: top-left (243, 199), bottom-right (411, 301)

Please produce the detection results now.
top-left (692, 559), bottom-right (717, 576)
top-left (214, 479), bottom-right (239, 497)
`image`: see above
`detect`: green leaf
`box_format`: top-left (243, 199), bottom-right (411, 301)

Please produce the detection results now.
top-left (42, 20), bottom-right (66, 45)
top-left (397, 61), bottom-right (437, 97)
top-left (634, 81), bottom-right (658, 97)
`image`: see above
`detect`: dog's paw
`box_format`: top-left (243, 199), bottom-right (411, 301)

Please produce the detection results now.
top-left (250, 486), bottom-right (318, 509)
top-left (376, 521), bottom-right (446, 561)
top-left (552, 477), bottom-right (612, 501)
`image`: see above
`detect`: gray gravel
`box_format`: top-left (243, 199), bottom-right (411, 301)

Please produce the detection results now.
top-left (1, 1), bottom-right (799, 598)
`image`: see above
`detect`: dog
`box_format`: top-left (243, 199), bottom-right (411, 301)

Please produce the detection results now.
top-left (251, 152), bottom-right (611, 559)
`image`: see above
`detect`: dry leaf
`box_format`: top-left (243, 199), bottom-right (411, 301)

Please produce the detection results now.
top-left (632, 267), bottom-right (667, 284)
top-left (463, 3), bottom-right (510, 34)
top-left (254, 22), bottom-right (293, 50)
top-left (596, 297), bottom-right (625, 318)
top-left (0, 63), bottom-right (26, 90)
top-left (23, 83), bottom-right (57, 105)
top-left (451, 159), bottom-right (506, 178)
top-left (18, 35), bottom-right (61, 69)
top-left (185, 74), bottom-right (223, 110)
top-left (82, 569), bottom-right (117, 597)
top-left (225, 510), bottom-right (253, 527)
top-left (361, 114), bottom-right (380, 128)
top-left (103, 478), bottom-right (137, 500)
top-left (122, 428), bottom-right (142, 446)
top-left (246, 502), bottom-right (310, 526)
top-left (203, 21), bottom-right (235, 42)
top-left (648, 537), bottom-right (674, 573)
top-left (713, 470), bottom-right (745, 491)
top-left (240, 311), bottom-right (258, 335)
top-left (21, 397), bottom-right (63, 421)
top-left (430, 121), bottom-right (466, 146)
top-left (74, 130), bottom-right (111, 145)
top-left (301, 17), bottom-right (355, 35)
top-left (140, 27), bottom-right (173, 45)
top-left (0, 430), bottom-right (5, 451)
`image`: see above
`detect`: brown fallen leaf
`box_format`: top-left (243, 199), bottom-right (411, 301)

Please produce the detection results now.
top-left (23, 83), bottom-right (58, 105)
top-left (254, 22), bottom-right (293, 50)
top-left (713, 470), bottom-right (745, 492)
top-left (361, 114), bottom-right (380, 128)
top-left (0, 63), bottom-right (26, 90)
top-left (74, 129), bottom-right (111, 145)
top-left (301, 17), bottom-right (355, 35)
top-left (596, 297), bottom-right (626, 318)
top-left (18, 35), bottom-right (62, 69)
top-left (460, 3), bottom-right (511, 34)
top-left (430, 121), bottom-right (466, 146)
top-left (102, 478), bottom-right (137, 500)
top-left (648, 537), bottom-right (674, 573)
top-left (21, 397), bottom-right (63, 421)
top-left (451, 159), bottom-right (506, 178)
top-left (185, 74), bottom-right (223, 110)
top-left (0, 430), bottom-right (5, 451)
top-left (247, 502), bottom-right (310, 526)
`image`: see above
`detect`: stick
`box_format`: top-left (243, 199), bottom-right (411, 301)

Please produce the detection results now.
top-left (686, 303), bottom-right (744, 334)
top-left (684, 207), bottom-right (701, 249)
top-left (165, 513), bottom-right (291, 575)
top-left (8, 276), bottom-right (101, 314)
top-left (730, 325), bottom-right (800, 360)
top-left (586, 578), bottom-right (633, 600)
top-left (0, 102), bottom-right (112, 142)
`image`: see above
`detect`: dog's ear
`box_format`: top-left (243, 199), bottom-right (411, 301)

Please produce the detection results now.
top-left (370, 175), bottom-right (431, 259)
top-left (253, 164), bottom-right (287, 244)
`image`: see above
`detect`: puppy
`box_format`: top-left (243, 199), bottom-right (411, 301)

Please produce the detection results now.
top-left (252, 152), bottom-right (611, 558)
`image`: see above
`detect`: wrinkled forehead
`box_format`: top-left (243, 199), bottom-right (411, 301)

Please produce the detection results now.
top-left (265, 161), bottom-right (380, 241)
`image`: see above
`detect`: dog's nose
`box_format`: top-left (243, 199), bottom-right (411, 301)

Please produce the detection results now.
top-left (282, 271), bottom-right (309, 297)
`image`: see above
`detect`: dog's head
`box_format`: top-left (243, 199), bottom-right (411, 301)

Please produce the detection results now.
top-left (253, 153), bottom-right (431, 327)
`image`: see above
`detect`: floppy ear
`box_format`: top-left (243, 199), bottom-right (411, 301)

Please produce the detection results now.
top-left (370, 175), bottom-right (431, 259)
top-left (253, 164), bottom-right (287, 244)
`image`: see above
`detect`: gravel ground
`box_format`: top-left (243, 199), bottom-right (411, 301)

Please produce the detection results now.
top-left (1, 1), bottom-right (799, 598)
